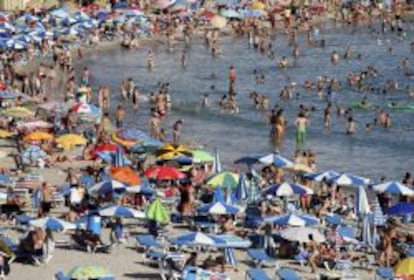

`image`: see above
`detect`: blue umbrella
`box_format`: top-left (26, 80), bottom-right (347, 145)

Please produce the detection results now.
top-left (212, 147), bottom-right (222, 173)
top-left (99, 205), bottom-right (145, 218)
top-left (130, 138), bottom-right (163, 152)
top-left (29, 217), bottom-right (76, 231)
top-left (22, 145), bottom-right (47, 161)
top-left (329, 173), bottom-right (369, 186)
top-left (257, 153), bottom-right (293, 168)
top-left (262, 182), bottom-right (313, 197)
top-left (169, 232), bottom-right (226, 247)
top-left (212, 188), bottom-right (225, 203)
top-left (234, 173), bottom-right (247, 202)
top-left (118, 128), bottom-right (148, 141)
top-left (88, 180), bottom-right (127, 196)
top-left (112, 145), bottom-right (129, 167)
top-left (372, 181), bottom-right (414, 196)
top-left (304, 170), bottom-right (339, 182)
top-left (197, 201), bottom-right (240, 215)
top-left (385, 202), bottom-right (414, 216)
top-left (264, 213), bottom-right (319, 227)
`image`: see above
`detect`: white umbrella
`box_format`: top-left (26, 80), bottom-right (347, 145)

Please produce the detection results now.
top-left (99, 205), bottom-right (145, 219)
top-left (372, 181), bottom-right (414, 196)
top-left (29, 217), bottom-right (76, 231)
top-left (280, 227), bottom-right (325, 243)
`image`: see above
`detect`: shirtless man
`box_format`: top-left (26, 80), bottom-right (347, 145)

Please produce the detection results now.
top-left (295, 112), bottom-right (309, 151)
top-left (149, 111), bottom-right (161, 139)
top-left (115, 105), bottom-right (125, 129)
top-left (172, 120), bottom-right (183, 144)
top-left (331, 51), bottom-right (340, 65)
top-left (324, 103), bottom-right (332, 131)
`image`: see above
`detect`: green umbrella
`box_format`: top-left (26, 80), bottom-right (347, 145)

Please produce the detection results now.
top-left (67, 265), bottom-right (113, 279)
top-left (206, 171), bottom-right (239, 189)
top-left (146, 198), bottom-right (170, 223)
top-left (192, 150), bottom-right (214, 163)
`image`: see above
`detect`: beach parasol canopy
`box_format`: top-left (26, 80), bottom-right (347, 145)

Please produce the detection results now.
top-left (70, 103), bottom-right (101, 115)
top-left (206, 171), bottom-right (239, 189)
top-left (0, 129), bottom-right (12, 138)
top-left (144, 165), bottom-right (186, 180)
top-left (157, 144), bottom-right (192, 160)
top-left (130, 138), bottom-right (164, 153)
top-left (29, 217), bottom-right (76, 231)
top-left (257, 153), bottom-right (293, 167)
top-left (385, 202), bottom-right (414, 216)
top-left (146, 198), bottom-right (170, 223)
top-left (109, 166), bottom-right (141, 186)
top-left (304, 170), bottom-right (339, 182)
top-left (210, 15), bottom-right (227, 29)
top-left (56, 134), bottom-right (87, 150)
top-left (372, 181), bottom-right (414, 196)
top-left (169, 231), bottom-right (226, 247)
top-left (16, 120), bottom-right (53, 131)
top-left (191, 150), bottom-right (214, 163)
top-left (67, 265), bottom-right (114, 279)
top-left (280, 227), bottom-right (325, 243)
top-left (23, 131), bottom-right (54, 142)
top-left (197, 201), bottom-right (240, 215)
top-left (117, 128), bottom-right (148, 141)
top-left (262, 182), bottom-right (313, 197)
top-left (99, 205), bottom-right (145, 219)
top-left (88, 180), bottom-right (127, 196)
top-left (2, 107), bottom-right (34, 118)
top-left (264, 213), bottom-right (319, 227)
top-left (394, 257), bottom-right (414, 276)
top-left (329, 173), bottom-right (369, 186)
top-left (250, 1), bottom-right (266, 10)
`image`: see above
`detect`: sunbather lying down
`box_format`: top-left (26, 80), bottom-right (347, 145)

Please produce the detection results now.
top-left (71, 230), bottom-right (110, 253)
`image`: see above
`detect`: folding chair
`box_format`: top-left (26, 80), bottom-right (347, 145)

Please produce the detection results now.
top-left (245, 268), bottom-right (272, 280)
top-left (246, 248), bottom-right (278, 267)
top-left (277, 268), bottom-right (301, 280)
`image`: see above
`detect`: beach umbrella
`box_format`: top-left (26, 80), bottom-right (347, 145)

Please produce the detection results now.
top-left (262, 182), bottom-right (313, 197)
top-left (206, 171), bottom-right (239, 189)
top-left (71, 103), bottom-right (101, 115)
top-left (130, 138), bottom-right (163, 153)
top-left (144, 165), bottom-right (186, 180)
top-left (157, 144), bottom-right (192, 160)
top-left (385, 202), bottom-right (414, 216)
top-left (67, 265), bottom-right (114, 279)
top-left (337, 225), bottom-right (360, 244)
top-left (210, 15), bottom-right (227, 29)
top-left (2, 107), bottom-right (34, 118)
top-left (23, 131), bottom-right (54, 142)
top-left (99, 205), bottom-right (145, 219)
top-left (394, 258), bottom-right (414, 276)
top-left (264, 213), bottom-right (319, 227)
top-left (197, 201), bottom-right (240, 215)
top-left (191, 150), bottom-right (214, 163)
top-left (56, 134), bottom-right (87, 150)
top-left (112, 145), bottom-right (130, 167)
top-left (304, 170), bottom-right (339, 182)
top-left (88, 180), bottom-right (127, 195)
top-left (279, 227), bottom-right (325, 243)
top-left (169, 231), bottom-right (226, 247)
top-left (111, 132), bottom-right (137, 148)
top-left (117, 128), bottom-right (148, 141)
top-left (16, 120), bottom-right (53, 131)
top-left (22, 145), bottom-right (47, 161)
top-left (109, 166), bottom-right (141, 185)
top-left (234, 173), bottom-right (248, 202)
top-left (258, 153), bottom-right (293, 168)
top-left (6, 39), bottom-right (27, 50)
top-left (372, 181), bottom-right (414, 196)
top-left (212, 147), bottom-right (222, 173)
top-left (125, 181), bottom-right (156, 196)
top-left (29, 217), bottom-right (76, 231)
top-left (0, 129), bottom-right (12, 138)
top-left (329, 173), bottom-right (369, 186)
top-left (91, 143), bottom-right (118, 158)
top-left (146, 198), bottom-right (170, 223)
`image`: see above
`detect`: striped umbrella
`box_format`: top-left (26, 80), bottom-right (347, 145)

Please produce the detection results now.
top-left (99, 205), bottom-right (145, 218)
top-left (29, 217), bottom-right (76, 231)
top-left (329, 173), bottom-right (369, 187)
top-left (234, 173), bottom-right (248, 202)
top-left (112, 145), bottom-right (129, 167)
top-left (197, 201), bottom-right (240, 215)
top-left (257, 153), bottom-right (293, 168)
top-left (88, 180), bottom-right (127, 196)
top-left (262, 182), bottom-right (313, 197)
top-left (264, 213), bottom-right (319, 227)
top-left (372, 181), bottom-right (414, 196)
top-left (169, 232), bottom-right (226, 247)
top-left (304, 170), bottom-right (339, 182)
top-left (371, 198), bottom-right (386, 248)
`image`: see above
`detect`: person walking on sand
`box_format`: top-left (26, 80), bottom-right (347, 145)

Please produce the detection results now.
top-left (295, 112), bottom-right (309, 151)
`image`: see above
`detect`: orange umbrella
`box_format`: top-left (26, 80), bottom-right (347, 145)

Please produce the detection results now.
top-left (109, 167), bottom-right (141, 185)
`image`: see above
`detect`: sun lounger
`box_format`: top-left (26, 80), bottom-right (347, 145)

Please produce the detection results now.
top-left (375, 267), bottom-right (394, 279)
top-left (277, 268), bottom-right (301, 280)
top-left (247, 248), bottom-right (278, 267)
top-left (245, 268), bottom-right (272, 280)
top-left (136, 234), bottom-right (163, 250)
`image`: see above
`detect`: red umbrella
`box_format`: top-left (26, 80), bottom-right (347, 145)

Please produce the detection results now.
top-left (91, 143), bottom-right (119, 158)
top-left (145, 166), bottom-right (186, 180)
top-left (199, 11), bottom-right (215, 20)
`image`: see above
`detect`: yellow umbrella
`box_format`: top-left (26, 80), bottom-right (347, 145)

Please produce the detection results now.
top-left (111, 132), bottom-right (138, 148)
top-left (210, 15), bottom-right (227, 29)
top-left (56, 134), bottom-right (87, 150)
top-left (251, 1), bottom-right (266, 10)
top-left (157, 144), bottom-right (192, 160)
top-left (394, 257), bottom-right (414, 276)
top-left (0, 129), bottom-right (12, 138)
top-left (23, 131), bottom-right (54, 142)
top-left (2, 107), bottom-right (34, 118)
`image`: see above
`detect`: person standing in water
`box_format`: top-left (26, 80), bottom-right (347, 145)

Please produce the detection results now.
top-left (115, 105), bottom-right (125, 129)
top-left (228, 65), bottom-right (236, 94)
top-left (147, 50), bottom-right (154, 71)
top-left (295, 112), bottom-right (309, 151)
top-left (324, 103), bottom-right (332, 131)
top-left (172, 120), bottom-right (183, 144)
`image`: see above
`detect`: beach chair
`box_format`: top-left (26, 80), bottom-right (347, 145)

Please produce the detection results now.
top-left (136, 234), bottom-right (164, 264)
top-left (375, 267), bottom-right (394, 280)
top-left (54, 271), bottom-right (70, 280)
top-left (245, 268), bottom-right (272, 280)
top-left (277, 268), bottom-right (301, 280)
top-left (158, 255), bottom-right (181, 280)
top-left (247, 248), bottom-right (278, 267)
top-left (0, 235), bottom-right (39, 265)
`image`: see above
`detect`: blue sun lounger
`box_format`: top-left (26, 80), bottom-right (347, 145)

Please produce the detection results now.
top-left (247, 248), bottom-right (277, 267)
top-left (277, 268), bottom-right (301, 280)
top-left (245, 268), bottom-right (272, 280)
top-left (376, 267), bottom-right (394, 279)
top-left (136, 234), bottom-right (163, 249)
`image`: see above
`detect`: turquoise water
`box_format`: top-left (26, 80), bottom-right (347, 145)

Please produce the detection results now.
top-left (77, 22), bottom-right (414, 180)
